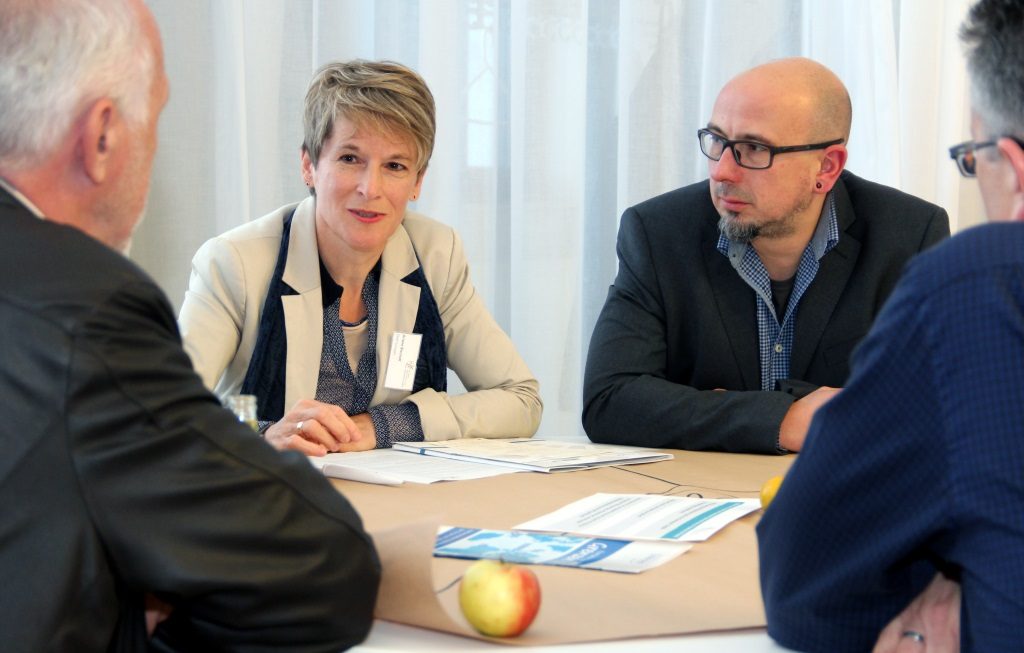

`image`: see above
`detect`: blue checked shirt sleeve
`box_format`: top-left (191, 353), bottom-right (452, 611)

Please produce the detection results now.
top-left (369, 403), bottom-right (424, 448)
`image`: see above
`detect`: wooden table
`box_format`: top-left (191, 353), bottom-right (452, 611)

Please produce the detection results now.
top-left (332, 450), bottom-right (794, 648)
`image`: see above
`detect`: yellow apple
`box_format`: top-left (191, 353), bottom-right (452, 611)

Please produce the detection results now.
top-left (458, 559), bottom-right (541, 637)
top-left (760, 475), bottom-right (784, 509)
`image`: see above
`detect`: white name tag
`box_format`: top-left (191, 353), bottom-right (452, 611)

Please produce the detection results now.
top-left (383, 332), bottom-right (423, 391)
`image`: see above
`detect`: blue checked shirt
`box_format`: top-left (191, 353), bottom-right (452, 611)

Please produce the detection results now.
top-left (716, 194), bottom-right (839, 391)
top-left (758, 222), bottom-right (1024, 651)
top-left (314, 265), bottom-right (423, 448)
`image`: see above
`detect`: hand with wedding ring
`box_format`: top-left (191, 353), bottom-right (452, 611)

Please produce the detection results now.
top-left (263, 398), bottom-right (370, 456)
top-left (872, 573), bottom-right (961, 652)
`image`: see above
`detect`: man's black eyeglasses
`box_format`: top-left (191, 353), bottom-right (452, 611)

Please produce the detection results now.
top-left (949, 137), bottom-right (1024, 177)
top-left (697, 128), bottom-right (844, 170)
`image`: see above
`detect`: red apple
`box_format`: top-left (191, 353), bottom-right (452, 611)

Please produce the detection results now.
top-left (458, 559), bottom-right (541, 637)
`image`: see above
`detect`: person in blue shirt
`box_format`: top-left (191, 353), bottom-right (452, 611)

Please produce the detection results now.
top-left (758, 0), bottom-right (1024, 650)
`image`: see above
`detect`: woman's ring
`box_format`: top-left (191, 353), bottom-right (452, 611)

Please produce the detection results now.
top-left (901, 630), bottom-right (925, 644)
top-left (296, 420), bottom-right (305, 434)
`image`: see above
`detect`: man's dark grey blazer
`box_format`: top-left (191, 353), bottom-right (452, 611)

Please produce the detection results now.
top-left (582, 170), bottom-right (950, 454)
top-left (0, 187), bottom-right (380, 652)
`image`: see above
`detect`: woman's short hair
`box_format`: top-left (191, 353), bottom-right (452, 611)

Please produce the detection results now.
top-left (302, 60), bottom-right (436, 174)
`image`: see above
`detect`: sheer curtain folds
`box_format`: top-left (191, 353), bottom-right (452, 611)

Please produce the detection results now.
top-left (137, 0), bottom-right (976, 439)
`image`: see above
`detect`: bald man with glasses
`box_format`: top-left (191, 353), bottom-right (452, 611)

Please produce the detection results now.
top-left (583, 57), bottom-right (949, 455)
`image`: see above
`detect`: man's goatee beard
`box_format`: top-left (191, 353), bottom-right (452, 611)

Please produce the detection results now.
top-left (718, 214), bottom-right (760, 243)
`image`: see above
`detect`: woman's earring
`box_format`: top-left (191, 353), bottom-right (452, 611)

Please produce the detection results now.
top-left (815, 181), bottom-right (823, 189)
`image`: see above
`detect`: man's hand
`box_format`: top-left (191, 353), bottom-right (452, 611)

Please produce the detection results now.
top-left (263, 399), bottom-right (363, 455)
top-left (873, 573), bottom-right (961, 652)
top-left (778, 386), bottom-right (840, 451)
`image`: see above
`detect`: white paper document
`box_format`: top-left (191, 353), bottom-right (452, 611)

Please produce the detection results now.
top-left (434, 526), bottom-right (690, 574)
top-left (514, 493), bottom-right (761, 542)
top-left (392, 438), bottom-right (673, 472)
top-left (307, 450), bottom-right (524, 485)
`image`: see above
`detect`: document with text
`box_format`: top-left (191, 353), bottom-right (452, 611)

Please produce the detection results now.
top-left (307, 449), bottom-right (524, 485)
top-left (514, 493), bottom-right (760, 542)
top-left (392, 438), bottom-right (672, 472)
top-left (434, 526), bottom-right (690, 573)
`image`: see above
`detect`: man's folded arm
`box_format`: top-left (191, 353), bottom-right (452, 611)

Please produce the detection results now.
top-left (582, 209), bottom-right (795, 454)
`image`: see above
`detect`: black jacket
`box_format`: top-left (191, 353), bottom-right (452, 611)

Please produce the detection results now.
top-left (583, 170), bottom-right (950, 453)
top-left (0, 187), bottom-right (380, 652)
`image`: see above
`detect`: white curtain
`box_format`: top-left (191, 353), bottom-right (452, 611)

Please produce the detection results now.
top-left (136, 0), bottom-right (978, 439)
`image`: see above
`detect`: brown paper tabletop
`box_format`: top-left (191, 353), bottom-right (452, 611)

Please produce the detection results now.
top-left (330, 449), bottom-right (794, 646)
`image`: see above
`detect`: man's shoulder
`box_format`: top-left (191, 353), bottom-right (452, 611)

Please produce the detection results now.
top-left (629, 179), bottom-right (712, 216)
top-left (836, 170), bottom-right (949, 250)
top-left (0, 208), bottom-right (171, 340)
top-left (908, 222), bottom-right (1024, 287)
top-left (623, 179), bottom-right (717, 239)
top-left (839, 170), bottom-right (944, 217)
top-left (2, 208), bottom-right (156, 298)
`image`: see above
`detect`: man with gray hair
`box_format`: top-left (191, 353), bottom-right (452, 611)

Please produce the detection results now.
top-left (758, 0), bottom-right (1024, 649)
top-left (0, 1), bottom-right (379, 650)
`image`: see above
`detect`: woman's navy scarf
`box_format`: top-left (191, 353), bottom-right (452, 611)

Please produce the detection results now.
top-left (241, 210), bottom-right (447, 421)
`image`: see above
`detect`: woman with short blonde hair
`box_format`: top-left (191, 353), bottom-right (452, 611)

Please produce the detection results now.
top-left (180, 60), bottom-right (542, 454)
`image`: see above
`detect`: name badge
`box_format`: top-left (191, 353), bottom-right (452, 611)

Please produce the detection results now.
top-left (383, 332), bottom-right (422, 391)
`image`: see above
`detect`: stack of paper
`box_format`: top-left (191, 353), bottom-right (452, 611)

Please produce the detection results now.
top-left (307, 449), bottom-right (522, 485)
top-left (308, 439), bottom-right (672, 486)
top-left (393, 438), bottom-right (672, 472)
